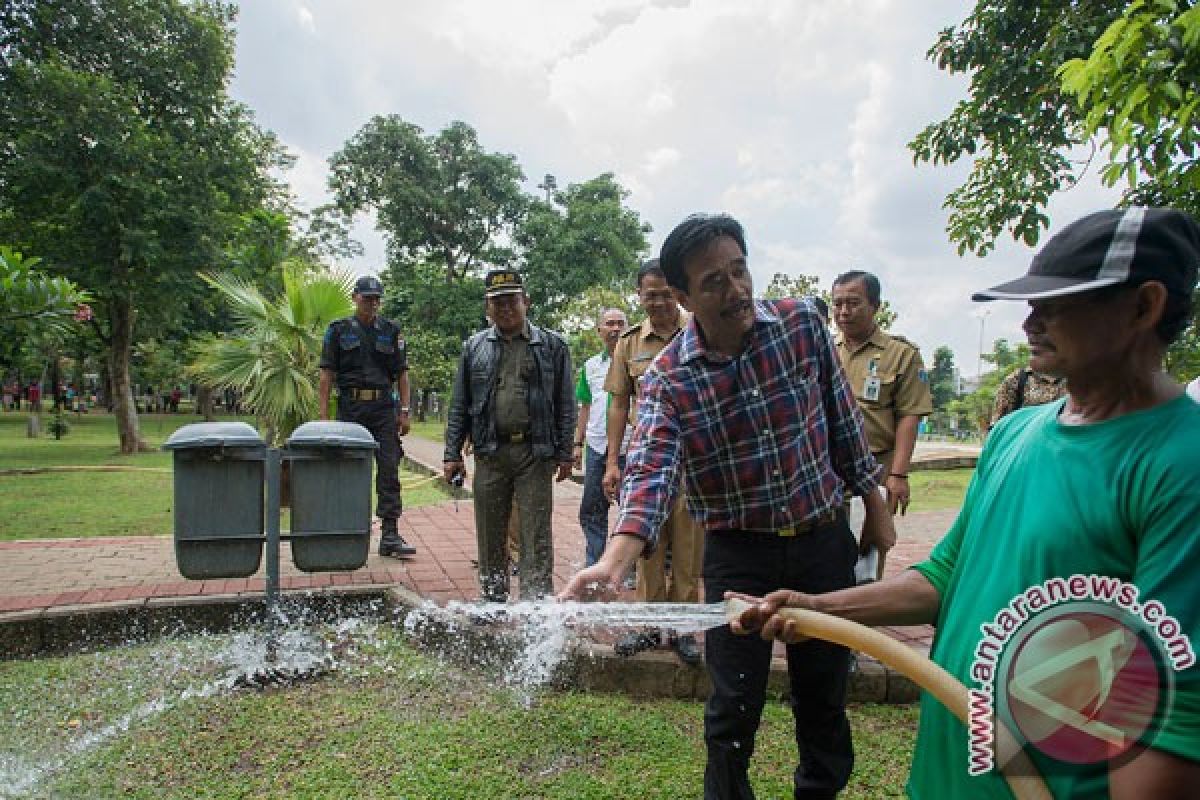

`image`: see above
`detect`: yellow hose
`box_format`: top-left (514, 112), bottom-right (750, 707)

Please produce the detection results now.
top-left (723, 598), bottom-right (1052, 800)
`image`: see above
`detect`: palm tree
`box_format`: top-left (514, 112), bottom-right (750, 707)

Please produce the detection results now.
top-left (189, 260), bottom-right (354, 445)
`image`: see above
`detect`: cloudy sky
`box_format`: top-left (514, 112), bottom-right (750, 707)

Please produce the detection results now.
top-left (229, 0), bottom-right (1120, 376)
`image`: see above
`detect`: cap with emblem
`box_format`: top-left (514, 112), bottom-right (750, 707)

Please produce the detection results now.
top-left (973, 207), bottom-right (1200, 302)
top-left (353, 275), bottom-right (384, 297)
top-left (484, 269), bottom-right (525, 298)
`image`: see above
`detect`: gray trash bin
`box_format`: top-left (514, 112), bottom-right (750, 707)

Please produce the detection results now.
top-left (285, 421), bottom-right (377, 572)
top-left (163, 422), bottom-right (265, 579)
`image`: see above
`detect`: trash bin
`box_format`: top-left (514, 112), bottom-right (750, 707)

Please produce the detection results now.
top-left (285, 421), bottom-right (377, 572)
top-left (163, 422), bottom-right (266, 579)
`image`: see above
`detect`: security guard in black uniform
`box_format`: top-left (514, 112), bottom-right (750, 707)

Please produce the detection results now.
top-left (318, 275), bottom-right (416, 558)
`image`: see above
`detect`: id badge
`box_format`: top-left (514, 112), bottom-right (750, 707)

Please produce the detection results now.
top-left (863, 376), bottom-right (881, 402)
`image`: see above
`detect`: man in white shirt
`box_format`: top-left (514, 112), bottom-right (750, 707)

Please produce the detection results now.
top-left (572, 308), bottom-right (630, 566)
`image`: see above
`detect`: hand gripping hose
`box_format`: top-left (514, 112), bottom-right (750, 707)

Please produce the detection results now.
top-left (723, 598), bottom-right (1052, 800)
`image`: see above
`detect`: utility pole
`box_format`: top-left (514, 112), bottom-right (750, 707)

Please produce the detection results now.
top-left (537, 173), bottom-right (557, 203)
top-left (976, 309), bottom-right (991, 380)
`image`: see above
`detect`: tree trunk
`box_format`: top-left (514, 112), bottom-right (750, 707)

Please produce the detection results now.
top-left (109, 296), bottom-right (151, 454)
top-left (196, 385), bottom-right (215, 420)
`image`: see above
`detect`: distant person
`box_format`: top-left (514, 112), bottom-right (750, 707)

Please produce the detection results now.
top-left (736, 207), bottom-right (1200, 799)
top-left (833, 270), bottom-right (932, 578)
top-left (989, 365), bottom-right (1066, 427)
top-left (318, 274), bottom-right (415, 558)
top-left (562, 214), bottom-right (893, 799)
top-left (603, 258), bottom-right (704, 664)
top-left (27, 381), bottom-right (41, 412)
top-left (573, 307), bottom-right (630, 567)
top-left (443, 270), bottom-right (575, 602)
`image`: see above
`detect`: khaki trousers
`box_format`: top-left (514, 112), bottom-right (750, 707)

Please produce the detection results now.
top-left (473, 443), bottom-right (555, 602)
top-left (637, 494), bottom-right (704, 603)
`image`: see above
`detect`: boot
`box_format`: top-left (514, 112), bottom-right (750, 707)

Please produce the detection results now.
top-left (378, 519), bottom-right (416, 558)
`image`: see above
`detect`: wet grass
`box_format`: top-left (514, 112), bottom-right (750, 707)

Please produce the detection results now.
top-left (0, 412), bottom-right (452, 540)
top-left (1, 626), bottom-right (917, 799)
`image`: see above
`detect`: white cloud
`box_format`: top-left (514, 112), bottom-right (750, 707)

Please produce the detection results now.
top-left (643, 146), bottom-right (681, 175)
top-left (229, 0), bottom-right (1124, 373)
top-left (297, 6), bottom-right (315, 33)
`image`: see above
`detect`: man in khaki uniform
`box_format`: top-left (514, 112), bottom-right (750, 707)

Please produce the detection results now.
top-left (833, 270), bottom-right (932, 576)
top-left (603, 258), bottom-right (704, 664)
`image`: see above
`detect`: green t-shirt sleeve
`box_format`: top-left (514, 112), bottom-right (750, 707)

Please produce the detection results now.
top-left (575, 365), bottom-right (591, 404)
top-left (1128, 435), bottom-right (1200, 760)
top-left (911, 513), bottom-right (963, 596)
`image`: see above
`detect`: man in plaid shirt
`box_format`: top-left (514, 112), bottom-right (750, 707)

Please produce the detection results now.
top-left (561, 213), bottom-right (895, 799)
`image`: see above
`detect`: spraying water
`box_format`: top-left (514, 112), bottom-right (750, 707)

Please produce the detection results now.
top-left (403, 600), bottom-right (728, 705)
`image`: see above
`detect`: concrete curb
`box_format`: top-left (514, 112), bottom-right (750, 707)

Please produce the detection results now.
top-left (0, 585), bottom-right (926, 705)
top-left (0, 586), bottom-right (393, 660)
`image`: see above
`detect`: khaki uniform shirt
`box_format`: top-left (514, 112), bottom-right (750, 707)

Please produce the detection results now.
top-left (494, 324), bottom-right (534, 436)
top-left (604, 309), bottom-right (689, 413)
top-left (835, 327), bottom-right (933, 474)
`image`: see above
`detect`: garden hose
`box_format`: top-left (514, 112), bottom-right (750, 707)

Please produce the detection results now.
top-left (723, 598), bottom-right (1052, 800)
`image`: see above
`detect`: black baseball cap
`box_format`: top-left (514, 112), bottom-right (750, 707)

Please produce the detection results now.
top-left (484, 269), bottom-right (525, 298)
top-left (353, 275), bottom-right (384, 296)
top-left (972, 207), bottom-right (1200, 302)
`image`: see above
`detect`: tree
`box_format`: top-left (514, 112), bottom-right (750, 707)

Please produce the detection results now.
top-left (929, 345), bottom-right (959, 409)
top-left (329, 117), bottom-right (527, 284)
top-left (909, 1), bottom-right (1129, 256)
top-left (1058, 1), bottom-right (1200, 210)
top-left (981, 338), bottom-right (1030, 374)
top-left (761, 272), bottom-right (821, 300)
top-left (0, 0), bottom-right (286, 453)
top-left (187, 262), bottom-right (353, 445)
top-left (0, 246), bottom-right (91, 337)
top-left (515, 173), bottom-right (650, 324)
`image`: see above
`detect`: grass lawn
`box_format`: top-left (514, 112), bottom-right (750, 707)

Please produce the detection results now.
top-left (0, 411), bottom-right (451, 540)
top-left (0, 410), bottom-right (970, 540)
top-left (408, 418), bottom-right (445, 442)
top-left (1, 627), bottom-right (917, 799)
top-left (907, 469), bottom-right (972, 514)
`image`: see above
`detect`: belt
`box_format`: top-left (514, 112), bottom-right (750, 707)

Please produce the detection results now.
top-left (342, 387), bottom-right (388, 401)
top-left (772, 508), bottom-right (842, 537)
top-left (499, 431), bottom-right (529, 443)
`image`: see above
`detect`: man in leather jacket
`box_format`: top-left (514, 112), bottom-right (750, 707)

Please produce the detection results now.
top-left (443, 270), bottom-right (575, 601)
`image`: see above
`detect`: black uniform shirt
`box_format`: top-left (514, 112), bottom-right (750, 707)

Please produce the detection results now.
top-left (320, 316), bottom-right (407, 390)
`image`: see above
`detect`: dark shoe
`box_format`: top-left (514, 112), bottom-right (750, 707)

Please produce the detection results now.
top-left (379, 535), bottom-right (416, 558)
top-left (670, 633), bottom-right (702, 666)
top-left (614, 630), bottom-right (661, 657)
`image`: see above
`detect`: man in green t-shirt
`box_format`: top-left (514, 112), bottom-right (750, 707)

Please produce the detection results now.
top-left (734, 208), bottom-right (1200, 799)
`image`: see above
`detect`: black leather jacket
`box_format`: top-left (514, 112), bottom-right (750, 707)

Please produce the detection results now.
top-left (444, 323), bottom-right (575, 463)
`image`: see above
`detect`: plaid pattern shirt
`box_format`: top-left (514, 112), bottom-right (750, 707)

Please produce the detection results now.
top-left (614, 298), bottom-right (881, 549)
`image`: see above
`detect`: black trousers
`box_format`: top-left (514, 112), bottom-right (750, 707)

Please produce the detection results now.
top-left (336, 397), bottom-right (402, 527)
top-left (702, 517), bottom-right (857, 800)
